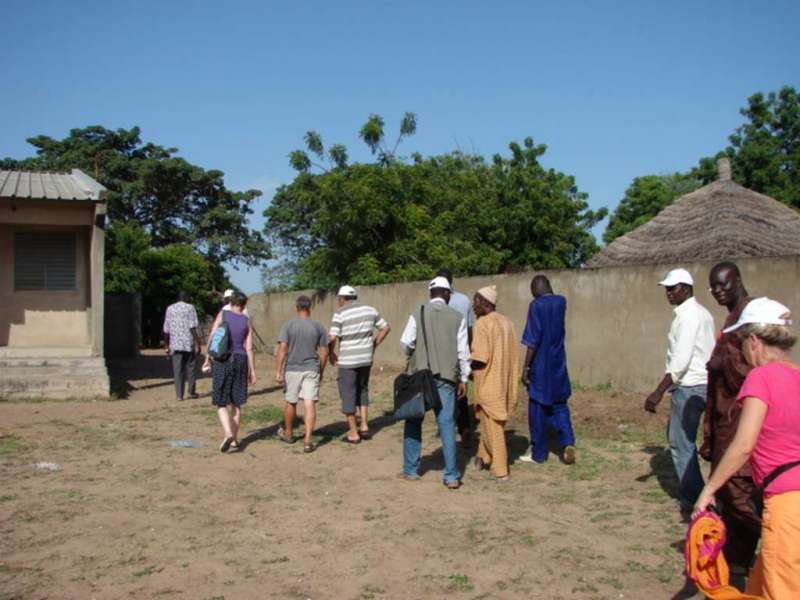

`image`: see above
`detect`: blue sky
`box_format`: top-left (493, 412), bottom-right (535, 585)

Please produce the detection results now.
top-left (3, 1), bottom-right (799, 292)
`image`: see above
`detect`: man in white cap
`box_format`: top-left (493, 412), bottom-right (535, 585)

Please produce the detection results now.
top-left (645, 267), bottom-right (715, 515)
top-left (328, 285), bottom-right (391, 443)
top-left (399, 276), bottom-right (471, 489)
top-left (470, 285), bottom-right (519, 482)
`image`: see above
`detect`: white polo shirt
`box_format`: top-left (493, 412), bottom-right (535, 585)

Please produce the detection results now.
top-left (665, 297), bottom-right (715, 387)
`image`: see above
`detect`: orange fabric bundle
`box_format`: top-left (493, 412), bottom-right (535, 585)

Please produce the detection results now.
top-left (684, 511), bottom-right (762, 599)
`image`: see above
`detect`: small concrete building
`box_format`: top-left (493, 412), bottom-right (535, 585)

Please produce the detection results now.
top-left (0, 169), bottom-right (110, 398)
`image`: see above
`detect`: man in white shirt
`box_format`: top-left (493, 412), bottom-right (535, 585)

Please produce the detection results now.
top-left (399, 276), bottom-right (471, 489)
top-left (644, 268), bottom-right (715, 513)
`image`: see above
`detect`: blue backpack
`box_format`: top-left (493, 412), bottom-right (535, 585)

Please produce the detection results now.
top-left (207, 313), bottom-right (231, 361)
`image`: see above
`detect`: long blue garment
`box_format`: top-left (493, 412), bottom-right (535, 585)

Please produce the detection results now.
top-left (528, 401), bottom-right (576, 462)
top-left (521, 294), bottom-right (572, 405)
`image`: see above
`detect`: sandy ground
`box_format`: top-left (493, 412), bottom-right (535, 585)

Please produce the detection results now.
top-left (0, 351), bottom-right (703, 600)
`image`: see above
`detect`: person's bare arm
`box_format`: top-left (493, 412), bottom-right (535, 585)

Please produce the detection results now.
top-left (191, 327), bottom-right (202, 354)
top-left (318, 346), bottom-right (329, 379)
top-left (374, 324), bottom-right (391, 349)
top-left (275, 341), bottom-right (288, 385)
top-left (645, 374), bottom-right (673, 413)
top-left (246, 325), bottom-right (256, 385)
top-left (328, 335), bottom-right (338, 366)
top-left (693, 396), bottom-right (767, 517)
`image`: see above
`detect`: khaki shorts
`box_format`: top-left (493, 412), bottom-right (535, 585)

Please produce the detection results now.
top-left (284, 370), bottom-right (320, 404)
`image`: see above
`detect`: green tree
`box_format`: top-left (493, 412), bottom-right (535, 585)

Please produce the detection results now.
top-left (139, 244), bottom-right (220, 345)
top-left (603, 174), bottom-right (702, 244)
top-left (724, 86), bottom-right (800, 207)
top-left (265, 116), bottom-right (606, 289)
top-left (6, 125), bottom-right (271, 269)
top-left (603, 86), bottom-right (800, 244)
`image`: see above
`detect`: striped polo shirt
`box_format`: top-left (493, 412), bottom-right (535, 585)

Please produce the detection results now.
top-left (329, 302), bottom-right (388, 368)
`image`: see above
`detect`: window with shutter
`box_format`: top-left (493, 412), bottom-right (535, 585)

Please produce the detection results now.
top-left (14, 232), bottom-right (77, 291)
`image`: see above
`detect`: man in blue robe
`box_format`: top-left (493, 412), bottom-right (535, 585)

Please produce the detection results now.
top-left (520, 275), bottom-right (576, 464)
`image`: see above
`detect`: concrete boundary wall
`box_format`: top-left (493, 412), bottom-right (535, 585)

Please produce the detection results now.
top-left (247, 256), bottom-right (800, 393)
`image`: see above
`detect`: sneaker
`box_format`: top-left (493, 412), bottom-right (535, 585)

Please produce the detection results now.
top-left (397, 472), bottom-right (420, 481)
top-left (562, 445), bottom-right (576, 465)
top-left (517, 454), bottom-right (535, 463)
top-left (219, 437), bottom-right (233, 453)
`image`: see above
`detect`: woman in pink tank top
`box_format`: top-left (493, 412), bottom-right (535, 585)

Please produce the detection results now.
top-left (693, 298), bottom-right (799, 598)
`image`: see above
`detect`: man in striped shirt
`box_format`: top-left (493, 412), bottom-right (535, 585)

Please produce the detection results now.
top-left (328, 285), bottom-right (391, 443)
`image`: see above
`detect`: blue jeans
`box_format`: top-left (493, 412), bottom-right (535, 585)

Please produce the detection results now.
top-left (668, 385), bottom-right (707, 508)
top-left (403, 380), bottom-right (460, 484)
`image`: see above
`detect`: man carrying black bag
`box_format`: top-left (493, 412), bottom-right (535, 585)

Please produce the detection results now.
top-left (398, 276), bottom-right (471, 489)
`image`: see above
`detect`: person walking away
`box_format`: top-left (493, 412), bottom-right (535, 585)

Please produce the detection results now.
top-left (163, 291), bottom-right (202, 401)
top-left (693, 297), bottom-right (800, 599)
top-left (399, 276), bottom-right (471, 489)
top-left (644, 268), bottom-right (715, 516)
top-left (520, 275), bottom-right (576, 464)
top-left (701, 262), bottom-right (760, 585)
top-left (470, 286), bottom-right (519, 483)
top-left (328, 286), bottom-right (391, 443)
top-left (436, 269), bottom-right (476, 445)
top-left (202, 293), bottom-right (256, 453)
top-left (221, 288), bottom-right (249, 317)
top-left (274, 295), bottom-right (329, 453)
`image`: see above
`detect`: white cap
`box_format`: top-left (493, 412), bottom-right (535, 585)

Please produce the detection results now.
top-left (223, 288), bottom-right (235, 299)
top-left (723, 297), bottom-right (792, 333)
top-left (428, 276), bottom-right (451, 291)
top-left (658, 268), bottom-right (694, 287)
top-left (337, 285), bottom-right (357, 298)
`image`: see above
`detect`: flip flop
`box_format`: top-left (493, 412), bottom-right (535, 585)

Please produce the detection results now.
top-left (303, 443), bottom-right (316, 453)
top-left (227, 440), bottom-right (241, 453)
top-left (343, 436), bottom-right (361, 444)
top-left (358, 430), bottom-right (373, 440)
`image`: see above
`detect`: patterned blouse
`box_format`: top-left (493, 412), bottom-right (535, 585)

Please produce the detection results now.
top-left (163, 301), bottom-right (199, 352)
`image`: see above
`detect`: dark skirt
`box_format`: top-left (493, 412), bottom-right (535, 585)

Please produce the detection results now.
top-left (211, 353), bottom-right (248, 407)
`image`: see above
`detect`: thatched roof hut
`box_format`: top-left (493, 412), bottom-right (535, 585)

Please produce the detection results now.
top-left (587, 159), bottom-right (800, 268)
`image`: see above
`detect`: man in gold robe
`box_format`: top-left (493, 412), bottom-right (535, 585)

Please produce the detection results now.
top-left (470, 285), bottom-right (520, 482)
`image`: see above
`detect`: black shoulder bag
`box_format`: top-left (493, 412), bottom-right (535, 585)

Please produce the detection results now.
top-left (393, 305), bottom-right (441, 420)
top-left (747, 459), bottom-right (800, 518)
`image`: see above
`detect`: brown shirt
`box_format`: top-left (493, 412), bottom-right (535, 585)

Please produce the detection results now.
top-left (702, 296), bottom-right (753, 474)
top-left (471, 311), bottom-right (520, 421)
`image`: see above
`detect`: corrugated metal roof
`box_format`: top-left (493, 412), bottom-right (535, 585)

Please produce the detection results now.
top-left (0, 169), bottom-right (106, 201)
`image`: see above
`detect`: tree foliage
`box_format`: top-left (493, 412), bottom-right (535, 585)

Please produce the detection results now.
top-left (603, 174), bottom-right (702, 244)
top-left (4, 125), bottom-right (270, 270)
top-left (604, 86), bottom-right (800, 243)
top-left (265, 116), bottom-right (606, 289)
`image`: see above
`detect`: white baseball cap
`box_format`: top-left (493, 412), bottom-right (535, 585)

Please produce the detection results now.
top-left (658, 268), bottom-right (694, 287)
top-left (337, 285), bottom-right (357, 297)
top-left (428, 276), bottom-right (451, 291)
top-left (223, 288), bottom-right (235, 299)
top-left (722, 297), bottom-right (792, 333)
